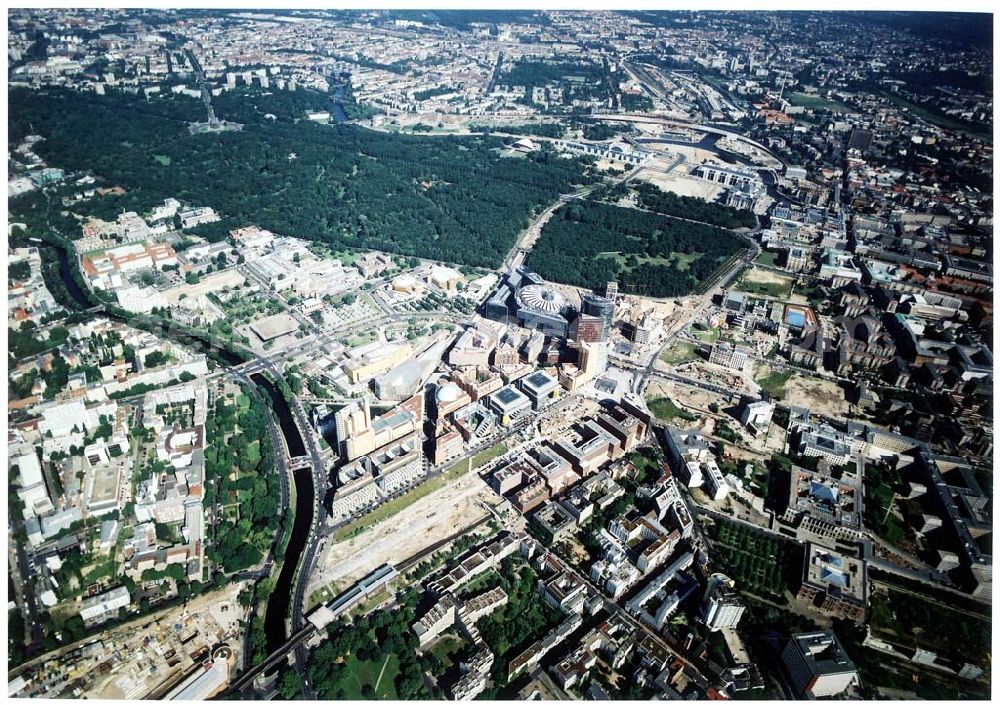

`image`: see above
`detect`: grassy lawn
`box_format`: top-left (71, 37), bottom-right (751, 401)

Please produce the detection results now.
top-left (152, 154), bottom-right (171, 165)
top-left (796, 283), bottom-right (828, 310)
top-left (458, 569), bottom-right (502, 597)
top-left (754, 250), bottom-right (780, 268)
top-left (245, 439), bottom-right (261, 467)
top-left (881, 91), bottom-right (991, 139)
top-left (471, 442), bottom-right (508, 470)
top-left (660, 341), bottom-right (699, 365)
top-left (307, 584), bottom-right (335, 611)
top-left (628, 448), bottom-right (662, 482)
top-left (595, 252), bottom-right (678, 271)
top-left (787, 92), bottom-right (853, 113)
top-left (691, 326), bottom-right (722, 344)
top-left (308, 242), bottom-right (361, 266)
top-left (734, 278), bottom-right (793, 299)
top-left (670, 251), bottom-right (705, 271)
top-left (869, 588), bottom-right (991, 666)
top-left (345, 330), bottom-right (378, 347)
top-left (345, 587), bottom-right (394, 620)
top-left (340, 653), bottom-right (399, 700)
top-left (79, 555), bottom-right (117, 588)
top-left (332, 477), bottom-right (444, 542)
top-left (862, 462), bottom-right (908, 546)
top-left (647, 396), bottom-right (697, 423)
top-left (756, 369), bottom-right (794, 399)
top-left (332, 250), bottom-right (359, 266)
top-left (427, 633), bottom-right (466, 669)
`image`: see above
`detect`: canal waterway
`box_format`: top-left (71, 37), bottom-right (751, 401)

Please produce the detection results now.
top-left (51, 240), bottom-right (315, 658)
top-left (53, 246), bottom-right (91, 309)
top-left (331, 85), bottom-right (348, 123)
top-left (252, 373), bottom-right (313, 657)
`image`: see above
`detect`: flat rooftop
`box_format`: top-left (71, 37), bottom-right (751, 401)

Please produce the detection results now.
top-left (524, 370), bottom-right (558, 390)
top-left (249, 312), bottom-right (299, 341)
top-left (803, 545), bottom-right (866, 603)
top-left (788, 631), bottom-right (856, 676)
top-left (89, 464), bottom-right (121, 507)
top-left (495, 386), bottom-right (528, 406)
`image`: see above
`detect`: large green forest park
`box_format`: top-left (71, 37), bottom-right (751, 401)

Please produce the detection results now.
top-left (528, 198), bottom-right (749, 298)
top-left (9, 87), bottom-right (599, 268)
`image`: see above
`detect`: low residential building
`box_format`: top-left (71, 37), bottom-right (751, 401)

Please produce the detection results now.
top-left (550, 645), bottom-right (598, 689)
top-left (540, 570), bottom-right (589, 615)
top-left (429, 533), bottom-right (521, 594)
top-left (412, 595), bottom-right (457, 647)
top-left (79, 586), bottom-right (131, 625)
top-left (178, 206), bottom-right (219, 229)
top-left (624, 551), bottom-right (696, 630)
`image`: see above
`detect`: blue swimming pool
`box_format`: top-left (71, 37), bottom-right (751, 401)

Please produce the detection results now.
top-left (786, 310), bottom-right (806, 327)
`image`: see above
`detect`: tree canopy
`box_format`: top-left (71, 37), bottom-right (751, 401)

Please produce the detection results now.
top-left (11, 87), bottom-right (597, 268)
top-left (528, 198), bottom-right (748, 297)
top-left (203, 387), bottom-right (281, 573)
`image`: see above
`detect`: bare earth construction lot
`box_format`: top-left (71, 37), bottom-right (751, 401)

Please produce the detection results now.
top-left (162, 268), bottom-right (245, 304)
top-left (308, 469), bottom-right (502, 598)
top-left (781, 372), bottom-right (852, 418)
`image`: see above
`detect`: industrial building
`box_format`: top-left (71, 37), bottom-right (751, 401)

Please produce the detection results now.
top-left (374, 357), bottom-right (438, 401)
top-left (165, 646), bottom-right (233, 700)
top-left (344, 341), bottom-right (413, 384)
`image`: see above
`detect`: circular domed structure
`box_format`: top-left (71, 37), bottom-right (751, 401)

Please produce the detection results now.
top-left (436, 381), bottom-right (462, 405)
top-left (516, 284), bottom-right (567, 315)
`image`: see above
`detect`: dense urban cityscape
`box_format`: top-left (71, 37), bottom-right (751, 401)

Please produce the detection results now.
top-left (6, 8), bottom-right (994, 701)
